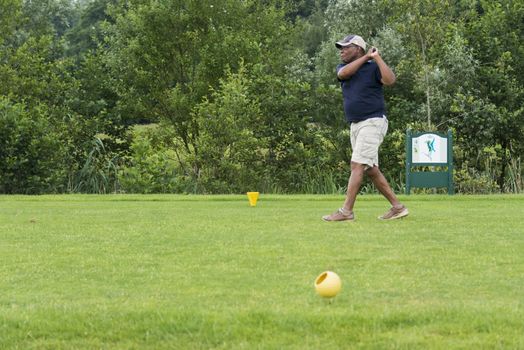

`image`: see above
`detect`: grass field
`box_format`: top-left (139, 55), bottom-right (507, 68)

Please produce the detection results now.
top-left (1, 194), bottom-right (523, 349)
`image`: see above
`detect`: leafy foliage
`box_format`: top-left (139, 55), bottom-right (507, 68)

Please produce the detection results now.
top-left (118, 125), bottom-right (190, 194)
top-left (0, 0), bottom-right (522, 194)
top-left (0, 99), bottom-right (66, 193)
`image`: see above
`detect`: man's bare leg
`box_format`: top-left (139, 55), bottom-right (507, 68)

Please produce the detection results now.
top-left (342, 162), bottom-right (366, 212)
top-left (365, 165), bottom-right (401, 207)
top-left (366, 165), bottom-right (408, 219)
top-left (322, 161), bottom-right (365, 221)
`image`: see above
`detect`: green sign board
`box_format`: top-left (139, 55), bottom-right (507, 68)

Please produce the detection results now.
top-left (405, 129), bottom-right (454, 195)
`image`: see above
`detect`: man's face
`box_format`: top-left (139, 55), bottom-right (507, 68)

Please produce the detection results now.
top-left (339, 44), bottom-right (361, 63)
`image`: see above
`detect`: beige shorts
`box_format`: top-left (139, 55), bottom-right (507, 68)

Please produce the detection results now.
top-left (350, 116), bottom-right (388, 168)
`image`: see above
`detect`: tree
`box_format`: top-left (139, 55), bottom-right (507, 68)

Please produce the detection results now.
top-left (0, 0), bottom-right (21, 45)
top-left (464, 0), bottom-right (524, 190)
top-left (192, 64), bottom-right (266, 192)
top-left (65, 0), bottom-right (117, 58)
top-left (0, 0), bottom-right (113, 193)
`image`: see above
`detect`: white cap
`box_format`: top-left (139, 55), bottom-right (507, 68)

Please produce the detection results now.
top-left (335, 34), bottom-right (366, 50)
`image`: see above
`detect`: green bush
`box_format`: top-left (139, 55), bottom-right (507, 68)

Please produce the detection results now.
top-left (192, 65), bottom-right (266, 193)
top-left (0, 98), bottom-right (67, 194)
top-left (118, 125), bottom-right (190, 193)
top-left (454, 166), bottom-right (499, 194)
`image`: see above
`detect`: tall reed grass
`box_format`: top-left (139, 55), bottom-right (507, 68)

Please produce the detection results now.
top-left (506, 157), bottom-right (522, 193)
top-left (70, 137), bottom-right (120, 194)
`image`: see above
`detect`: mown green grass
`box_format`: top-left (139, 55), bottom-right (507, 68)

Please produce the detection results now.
top-left (1, 194), bottom-right (523, 349)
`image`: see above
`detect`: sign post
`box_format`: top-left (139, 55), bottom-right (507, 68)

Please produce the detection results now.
top-left (405, 129), bottom-right (454, 195)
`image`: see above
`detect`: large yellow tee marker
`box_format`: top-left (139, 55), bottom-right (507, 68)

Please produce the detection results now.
top-left (314, 271), bottom-right (342, 298)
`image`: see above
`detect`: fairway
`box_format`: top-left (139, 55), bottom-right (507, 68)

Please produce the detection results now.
top-left (1, 194), bottom-right (523, 349)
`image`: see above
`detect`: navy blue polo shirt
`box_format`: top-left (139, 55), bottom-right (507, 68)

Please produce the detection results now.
top-left (337, 61), bottom-right (385, 123)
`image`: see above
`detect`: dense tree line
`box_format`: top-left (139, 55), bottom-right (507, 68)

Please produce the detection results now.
top-left (0, 0), bottom-right (522, 194)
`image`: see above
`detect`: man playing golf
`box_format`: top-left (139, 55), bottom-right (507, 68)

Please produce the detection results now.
top-left (323, 34), bottom-right (408, 221)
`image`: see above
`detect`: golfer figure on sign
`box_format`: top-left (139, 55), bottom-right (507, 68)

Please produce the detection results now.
top-left (323, 34), bottom-right (408, 222)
